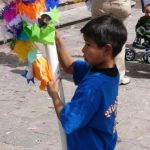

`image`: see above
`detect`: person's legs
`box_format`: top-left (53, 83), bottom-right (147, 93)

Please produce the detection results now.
top-left (91, 0), bottom-right (131, 84)
top-left (115, 45), bottom-right (130, 85)
top-left (91, 0), bottom-right (106, 18)
top-left (116, 17), bottom-right (131, 85)
top-left (91, 0), bottom-right (131, 18)
top-left (112, 2), bottom-right (131, 84)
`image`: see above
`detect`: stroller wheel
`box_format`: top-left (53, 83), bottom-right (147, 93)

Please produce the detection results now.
top-left (146, 48), bottom-right (150, 52)
top-left (125, 48), bottom-right (135, 61)
top-left (143, 53), bottom-right (148, 63)
top-left (143, 50), bottom-right (150, 63)
top-left (147, 54), bottom-right (150, 63)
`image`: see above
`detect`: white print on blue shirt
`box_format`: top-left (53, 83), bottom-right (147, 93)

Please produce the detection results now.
top-left (104, 97), bottom-right (118, 133)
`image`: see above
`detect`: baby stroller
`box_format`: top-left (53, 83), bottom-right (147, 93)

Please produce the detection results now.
top-left (125, 0), bottom-right (150, 63)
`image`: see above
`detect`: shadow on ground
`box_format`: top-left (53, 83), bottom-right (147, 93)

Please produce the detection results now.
top-left (126, 51), bottom-right (150, 79)
top-left (10, 69), bottom-right (27, 74)
top-left (125, 44), bottom-right (150, 79)
top-left (0, 52), bottom-right (27, 68)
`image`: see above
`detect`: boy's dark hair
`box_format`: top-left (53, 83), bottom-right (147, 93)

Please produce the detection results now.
top-left (80, 15), bottom-right (127, 57)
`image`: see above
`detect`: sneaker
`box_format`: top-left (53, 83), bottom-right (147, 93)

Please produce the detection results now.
top-left (120, 76), bottom-right (131, 85)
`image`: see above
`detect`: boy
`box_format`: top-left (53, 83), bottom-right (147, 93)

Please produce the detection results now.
top-left (47, 15), bottom-right (127, 150)
top-left (90, 0), bottom-right (131, 85)
top-left (133, 4), bottom-right (150, 48)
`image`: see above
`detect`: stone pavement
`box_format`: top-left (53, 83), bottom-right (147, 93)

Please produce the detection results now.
top-left (0, 2), bottom-right (150, 150)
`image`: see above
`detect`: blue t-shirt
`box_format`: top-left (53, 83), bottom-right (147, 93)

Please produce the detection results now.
top-left (60, 60), bottom-right (119, 150)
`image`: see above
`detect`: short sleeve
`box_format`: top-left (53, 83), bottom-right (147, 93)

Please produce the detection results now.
top-left (60, 86), bottom-right (100, 134)
top-left (73, 60), bottom-right (90, 85)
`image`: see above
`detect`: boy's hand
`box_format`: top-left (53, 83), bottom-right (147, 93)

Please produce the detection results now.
top-left (47, 77), bottom-right (61, 99)
top-left (47, 77), bottom-right (64, 118)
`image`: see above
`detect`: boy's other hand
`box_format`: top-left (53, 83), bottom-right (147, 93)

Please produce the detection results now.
top-left (47, 77), bottom-right (61, 99)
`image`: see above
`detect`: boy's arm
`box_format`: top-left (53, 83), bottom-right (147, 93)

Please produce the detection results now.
top-left (50, 92), bottom-right (64, 118)
top-left (47, 79), bottom-right (64, 118)
top-left (55, 32), bottom-right (74, 74)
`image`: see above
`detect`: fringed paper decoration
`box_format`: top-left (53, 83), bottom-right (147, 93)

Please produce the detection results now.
top-left (22, 8), bottom-right (59, 44)
top-left (33, 56), bottom-right (52, 90)
top-left (1, 2), bottom-right (17, 23)
top-left (22, 0), bottom-right (36, 5)
top-left (16, 0), bottom-right (46, 19)
top-left (23, 20), bottom-right (55, 44)
top-left (22, 64), bottom-right (35, 83)
top-left (73, 0), bottom-right (84, 3)
top-left (7, 15), bottom-right (22, 29)
top-left (50, 7), bottom-right (60, 23)
top-left (13, 40), bottom-right (38, 62)
top-left (27, 50), bottom-right (52, 90)
top-left (45, 0), bottom-right (60, 11)
top-left (0, 0), bottom-right (60, 90)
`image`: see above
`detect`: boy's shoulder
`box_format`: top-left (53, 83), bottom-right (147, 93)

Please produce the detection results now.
top-left (80, 66), bottom-right (119, 89)
top-left (90, 65), bottom-right (119, 78)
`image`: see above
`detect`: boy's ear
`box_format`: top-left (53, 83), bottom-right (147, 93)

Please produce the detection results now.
top-left (104, 44), bottom-right (113, 57)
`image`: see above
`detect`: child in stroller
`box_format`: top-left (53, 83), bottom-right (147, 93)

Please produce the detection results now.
top-left (125, 3), bottom-right (150, 63)
top-left (133, 4), bottom-right (150, 48)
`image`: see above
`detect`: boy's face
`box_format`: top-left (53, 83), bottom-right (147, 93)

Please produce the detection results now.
top-left (145, 6), bottom-right (150, 18)
top-left (82, 36), bottom-right (113, 67)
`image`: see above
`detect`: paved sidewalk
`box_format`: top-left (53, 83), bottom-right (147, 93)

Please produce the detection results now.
top-left (0, 3), bottom-right (150, 150)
